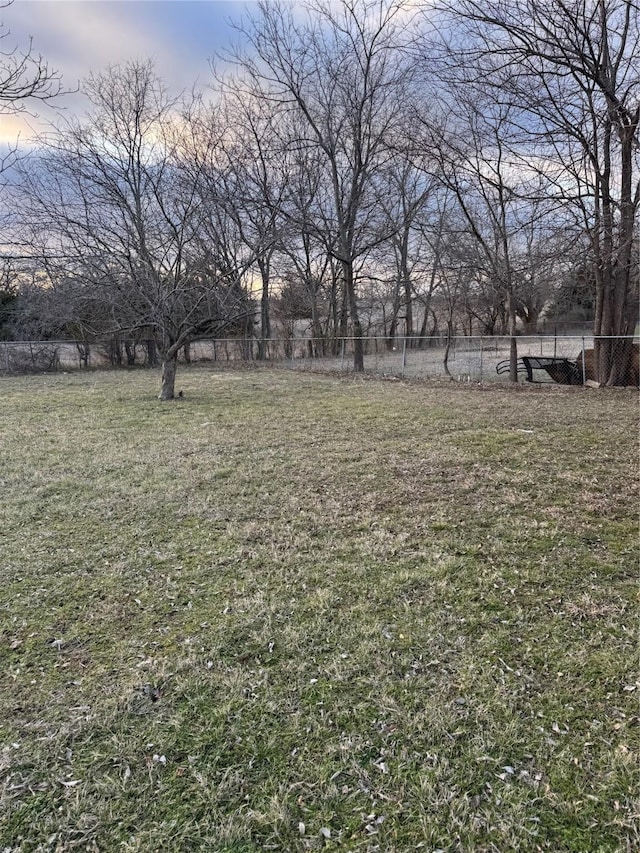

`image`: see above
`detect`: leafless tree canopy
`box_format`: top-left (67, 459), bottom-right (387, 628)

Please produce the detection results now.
top-left (3, 0), bottom-right (638, 390)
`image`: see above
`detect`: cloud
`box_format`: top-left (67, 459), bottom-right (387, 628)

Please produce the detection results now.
top-left (0, 2), bottom-right (161, 143)
top-left (7, 3), bottom-right (146, 81)
top-left (1, 0), bottom-right (253, 144)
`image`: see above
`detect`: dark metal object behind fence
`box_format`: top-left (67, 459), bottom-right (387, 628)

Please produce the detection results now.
top-left (497, 356), bottom-right (580, 384)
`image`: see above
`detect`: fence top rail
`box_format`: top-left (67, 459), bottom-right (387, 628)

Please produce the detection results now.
top-left (2, 334), bottom-right (638, 346)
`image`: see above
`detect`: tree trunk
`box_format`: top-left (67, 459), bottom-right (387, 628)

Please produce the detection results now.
top-left (310, 299), bottom-right (324, 356)
top-left (387, 310), bottom-right (399, 351)
top-left (257, 257), bottom-right (271, 361)
top-left (518, 306), bottom-right (539, 335)
top-left (76, 342), bottom-right (90, 368)
top-left (443, 319), bottom-right (454, 379)
top-left (328, 261), bottom-right (343, 354)
top-left (338, 274), bottom-right (349, 340)
top-left (159, 353), bottom-right (178, 400)
top-left (125, 340), bottom-right (136, 366)
top-left (401, 240), bottom-right (414, 341)
top-left (507, 291), bottom-right (518, 383)
top-left (146, 339), bottom-right (158, 367)
top-left (509, 335), bottom-right (518, 382)
top-left (344, 259), bottom-right (364, 372)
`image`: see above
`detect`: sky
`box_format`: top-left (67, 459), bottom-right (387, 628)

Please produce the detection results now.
top-left (1, 0), bottom-right (259, 145)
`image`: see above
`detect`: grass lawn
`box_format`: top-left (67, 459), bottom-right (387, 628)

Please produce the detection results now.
top-left (0, 367), bottom-right (638, 852)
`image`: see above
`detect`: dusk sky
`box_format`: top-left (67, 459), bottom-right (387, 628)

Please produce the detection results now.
top-left (1, 0), bottom-right (260, 144)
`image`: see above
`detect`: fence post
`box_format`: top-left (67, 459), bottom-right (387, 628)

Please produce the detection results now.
top-left (581, 336), bottom-right (587, 385)
top-left (401, 336), bottom-right (407, 377)
top-left (479, 336), bottom-right (483, 382)
top-left (340, 338), bottom-right (345, 372)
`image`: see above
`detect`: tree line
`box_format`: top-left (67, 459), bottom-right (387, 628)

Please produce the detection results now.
top-left (1, 0), bottom-right (638, 396)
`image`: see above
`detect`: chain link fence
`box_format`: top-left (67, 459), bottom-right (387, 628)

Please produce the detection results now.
top-left (1, 335), bottom-right (638, 386)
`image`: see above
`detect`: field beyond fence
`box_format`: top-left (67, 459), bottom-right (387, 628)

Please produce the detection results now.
top-left (2, 335), bottom-right (639, 386)
top-left (0, 368), bottom-right (638, 851)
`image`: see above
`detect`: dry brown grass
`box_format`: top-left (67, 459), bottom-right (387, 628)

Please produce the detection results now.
top-left (0, 367), bottom-right (638, 852)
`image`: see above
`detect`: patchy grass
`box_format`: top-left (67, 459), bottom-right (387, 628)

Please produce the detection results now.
top-left (0, 367), bottom-right (638, 852)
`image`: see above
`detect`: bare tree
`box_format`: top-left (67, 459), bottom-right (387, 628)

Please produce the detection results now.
top-left (212, 88), bottom-right (291, 360)
top-left (235, 0), bottom-right (417, 371)
top-left (417, 98), bottom-right (530, 379)
top-left (278, 123), bottom-right (359, 350)
top-left (16, 61), bottom-right (254, 399)
top-left (434, 0), bottom-right (639, 384)
top-left (375, 155), bottom-right (436, 347)
top-left (510, 198), bottom-right (575, 334)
